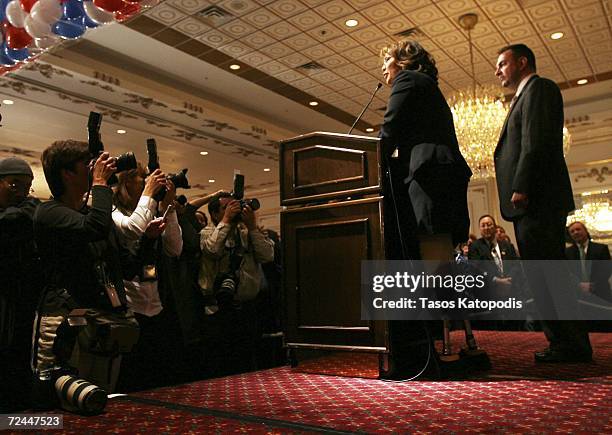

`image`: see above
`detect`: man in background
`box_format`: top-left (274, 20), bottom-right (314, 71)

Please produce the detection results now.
top-left (0, 157), bottom-right (41, 411)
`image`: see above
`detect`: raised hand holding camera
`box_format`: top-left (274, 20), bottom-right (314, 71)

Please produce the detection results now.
top-left (91, 152), bottom-right (116, 186)
top-left (142, 168), bottom-right (166, 198)
top-left (222, 199), bottom-right (242, 224)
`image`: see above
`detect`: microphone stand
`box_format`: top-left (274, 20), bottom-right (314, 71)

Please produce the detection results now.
top-left (347, 82), bottom-right (382, 135)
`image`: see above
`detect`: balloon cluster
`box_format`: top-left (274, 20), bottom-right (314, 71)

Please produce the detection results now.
top-left (0, 0), bottom-right (160, 74)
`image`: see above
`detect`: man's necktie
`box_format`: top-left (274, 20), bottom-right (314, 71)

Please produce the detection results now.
top-left (491, 245), bottom-right (503, 275)
top-left (579, 244), bottom-right (589, 281)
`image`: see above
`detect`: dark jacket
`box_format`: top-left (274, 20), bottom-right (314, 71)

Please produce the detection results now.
top-left (34, 186), bottom-right (128, 312)
top-left (565, 241), bottom-right (611, 301)
top-left (380, 69), bottom-right (472, 245)
top-left (494, 76), bottom-right (574, 220)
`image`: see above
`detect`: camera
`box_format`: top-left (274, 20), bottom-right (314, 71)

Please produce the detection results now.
top-left (231, 173), bottom-right (260, 211)
top-left (54, 374), bottom-right (107, 415)
top-left (87, 112), bottom-right (137, 177)
top-left (146, 138), bottom-right (191, 201)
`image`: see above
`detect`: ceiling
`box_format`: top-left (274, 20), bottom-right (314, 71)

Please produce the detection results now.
top-left (1, 0), bottom-right (612, 231)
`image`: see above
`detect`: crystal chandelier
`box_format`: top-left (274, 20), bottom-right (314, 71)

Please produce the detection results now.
top-left (567, 190), bottom-right (612, 237)
top-left (448, 13), bottom-right (571, 179)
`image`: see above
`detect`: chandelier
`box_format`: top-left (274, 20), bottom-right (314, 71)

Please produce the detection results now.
top-left (448, 13), bottom-right (571, 179)
top-left (567, 190), bottom-right (612, 237)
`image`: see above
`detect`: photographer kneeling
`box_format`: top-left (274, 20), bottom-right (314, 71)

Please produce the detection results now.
top-left (32, 140), bottom-right (139, 413)
top-left (199, 193), bottom-right (273, 310)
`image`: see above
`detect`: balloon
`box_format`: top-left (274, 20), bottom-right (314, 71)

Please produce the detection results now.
top-left (6, 0), bottom-right (27, 27)
top-left (34, 34), bottom-right (59, 48)
top-left (92, 0), bottom-right (124, 13)
top-left (5, 22), bottom-right (33, 48)
top-left (3, 42), bottom-right (29, 62)
top-left (24, 13), bottom-right (53, 38)
top-left (113, 1), bottom-right (138, 22)
top-left (19, 0), bottom-right (37, 13)
top-left (1, 63), bottom-right (22, 74)
top-left (0, 0), bottom-right (8, 21)
top-left (29, 0), bottom-right (62, 25)
top-left (82, 0), bottom-right (113, 24)
top-left (52, 16), bottom-right (85, 39)
top-left (63, 0), bottom-right (84, 20)
top-left (0, 45), bottom-right (17, 66)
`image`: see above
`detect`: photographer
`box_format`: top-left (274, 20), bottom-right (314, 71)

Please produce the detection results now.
top-left (112, 163), bottom-right (183, 391)
top-left (0, 157), bottom-right (41, 411)
top-left (32, 140), bottom-right (138, 409)
top-left (199, 193), bottom-right (274, 308)
top-left (173, 192), bottom-right (225, 343)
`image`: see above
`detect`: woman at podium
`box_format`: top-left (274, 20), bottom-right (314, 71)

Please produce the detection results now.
top-left (379, 40), bottom-right (472, 261)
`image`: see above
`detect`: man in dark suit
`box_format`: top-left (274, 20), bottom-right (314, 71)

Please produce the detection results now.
top-left (469, 215), bottom-right (519, 294)
top-left (493, 44), bottom-right (591, 362)
top-left (566, 221), bottom-right (611, 301)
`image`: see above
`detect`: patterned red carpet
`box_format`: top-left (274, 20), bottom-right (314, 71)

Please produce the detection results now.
top-left (25, 331), bottom-right (612, 433)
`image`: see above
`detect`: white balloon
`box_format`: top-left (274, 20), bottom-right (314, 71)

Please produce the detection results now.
top-left (82, 1), bottom-right (114, 25)
top-left (34, 35), bottom-right (60, 50)
top-left (29, 0), bottom-right (62, 26)
top-left (6, 0), bottom-right (27, 28)
top-left (24, 13), bottom-right (53, 39)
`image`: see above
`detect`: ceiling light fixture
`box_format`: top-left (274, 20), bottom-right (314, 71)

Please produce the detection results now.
top-left (577, 78), bottom-right (588, 85)
top-left (345, 19), bottom-right (359, 27)
top-left (116, 129), bottom-right (126, 134)
top-left (309, 101), bottom-right (319, 106)
top-left (264, 168), bottom-right (271, 172)
top-left (366, 128), bottom-right (374, 132)
top-left (550, 32), bottom-right (564, 40)
top-left (208, 179), bottom-right (215, 183)
top-left (229, 64), bottom-right (241, 70)
top-left (200, 151), bottom-right (209, 155)
top-left (2, 99), bottom-right (14, 105)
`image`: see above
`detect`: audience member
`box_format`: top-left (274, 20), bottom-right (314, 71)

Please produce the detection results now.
top-left (0, 157), bottom-right (41, 411)
top-left (566, 221), bottom-right (611, 301)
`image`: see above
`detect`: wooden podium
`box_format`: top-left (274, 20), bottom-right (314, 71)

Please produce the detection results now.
top-left (280, 131), bottom-right (393, 373)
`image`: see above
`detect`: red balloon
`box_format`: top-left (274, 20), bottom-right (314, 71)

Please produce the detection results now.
top-left (5, 23), bottom-right (33, 50)
top-left (114, 1), bottom-right (140, 22)
top-left (0, 64), bottom-right (21, 75)
top-left (93, 0), bottom-right (126, 13)
top-left (19, 0), bottom-right (38, 13)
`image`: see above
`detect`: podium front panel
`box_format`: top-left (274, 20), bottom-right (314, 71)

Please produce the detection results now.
top-left (281, 197), bottom-right (387, 350)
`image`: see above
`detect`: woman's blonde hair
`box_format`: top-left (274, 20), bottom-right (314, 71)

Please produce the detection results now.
top-left (380, 40), bottom-right (438, 82)
top-left (113, 162), bottom-right (147, 216)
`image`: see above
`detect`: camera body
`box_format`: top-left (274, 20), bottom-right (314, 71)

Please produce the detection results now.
top-left (231, 173), bottom-right (260, 211)
top-left (87, 112), bottom-right (137, 180)
top-left (146, 138), bottom-right (190, 201)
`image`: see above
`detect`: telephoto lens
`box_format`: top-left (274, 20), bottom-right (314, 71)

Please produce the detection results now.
top-left (54, 375), bottom-right (108, 415)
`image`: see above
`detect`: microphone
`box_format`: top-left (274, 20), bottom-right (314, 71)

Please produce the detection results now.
top-left (348, 82), bottom-right (382, 135)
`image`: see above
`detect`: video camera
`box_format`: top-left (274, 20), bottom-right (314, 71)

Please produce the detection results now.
top-left (231, 173), bottom-right (260, 211)
top-left (146, 138), bottom-right (191, 201)
top-left (87, 112), bottom-right (137, 181)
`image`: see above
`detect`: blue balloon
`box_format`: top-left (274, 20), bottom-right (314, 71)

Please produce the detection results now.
top-left (84, 14), bottom-right (99, 29)
top-left (2, 43), bottom-right (29, 63)
top-left (52, 17), bottom-right (86, 39)
top-left (63, 0), bottom-right (86, 21)
top-left (0, 48), bottom-right (17, 67)
top-left (0, 0), bottom-right (9, 22)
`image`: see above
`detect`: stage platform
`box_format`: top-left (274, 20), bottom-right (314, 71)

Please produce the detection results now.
top-left (13, 331), bottom-right (612, 433)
